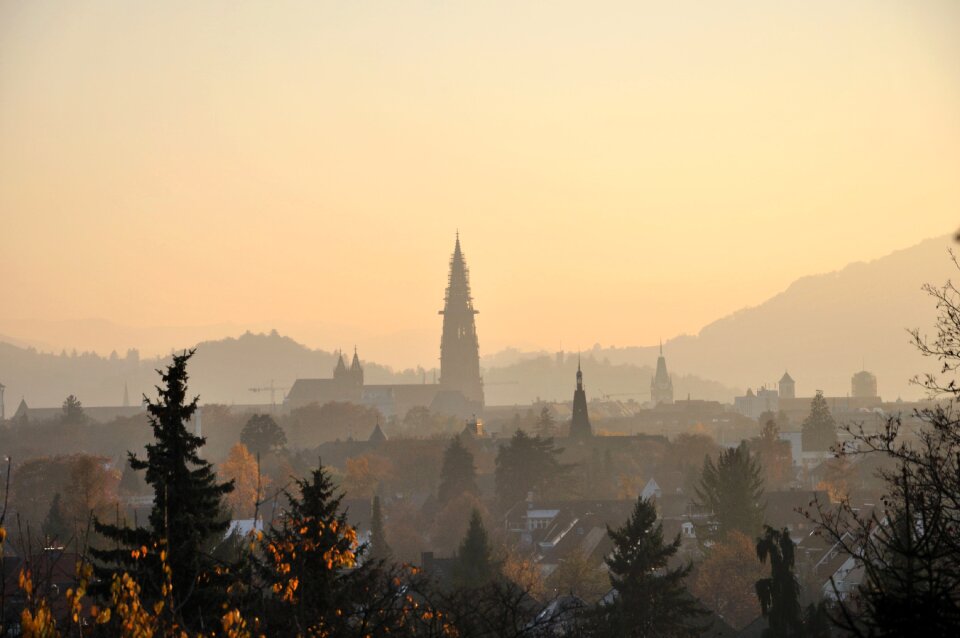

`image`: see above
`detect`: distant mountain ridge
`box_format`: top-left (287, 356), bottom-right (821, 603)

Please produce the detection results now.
top-left (0, 331), bottom-right (431, 410)
top-left (0, 235), bottom-right (951, 409)
top-left (487, 235), bottom-right (952, 401)
top-left (0, 330), bottom-right (736, 410)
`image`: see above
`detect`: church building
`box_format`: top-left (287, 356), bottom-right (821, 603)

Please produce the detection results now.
top-left (285, 234), bottom-right (484, 419)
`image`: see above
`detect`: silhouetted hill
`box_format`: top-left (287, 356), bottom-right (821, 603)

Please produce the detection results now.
top-left (502, 235), bottom-right (951, 401)
top-left (0, 331), bottom-right (430, 410)
top-left (1, 236), bottom-right (950, 410)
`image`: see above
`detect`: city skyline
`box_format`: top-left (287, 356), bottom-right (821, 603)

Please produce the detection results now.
top-left (2, 1), bottom-right (959, 367)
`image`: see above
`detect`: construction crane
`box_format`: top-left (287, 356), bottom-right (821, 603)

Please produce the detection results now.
top-left (249, 380), bottom-right (290, 408)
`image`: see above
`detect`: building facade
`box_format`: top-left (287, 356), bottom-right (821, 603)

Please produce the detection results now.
top-left (851, 370), bottom-right (878, 398)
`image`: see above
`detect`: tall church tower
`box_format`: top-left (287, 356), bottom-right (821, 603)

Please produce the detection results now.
top-left (438, 233), bottom-right (484, 407)
top-left (650, 341), bottom-right (674, 406)
top-left (569, 358), bottom-right (593, 439)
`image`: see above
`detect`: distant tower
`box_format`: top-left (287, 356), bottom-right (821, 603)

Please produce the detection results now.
top-left (650, 341), bottom-right (674, 405)
top-left (438, 233), bottom-right (484, 407)
top-left (350, 346), bottom-right (364, 387)
top-left (369, 417), bottom-right (387, 443)
top-left (122, 382), bottom-right (130, 408)
top-left (779, 372), bottom-right (795, 399)
top-left (333, 350), bottom-right (348, 381)
top-left (851, 370), bottom-right (878, 398)
top-left (569, 357), bottom-right (593, 439)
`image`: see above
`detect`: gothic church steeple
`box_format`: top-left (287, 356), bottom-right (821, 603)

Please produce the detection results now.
top-left (650, 340), bottom-right (674, 405)
top-left (438, 233), bottom-right (484, 408)
top-left (569, 355), bottom-right (593, 439)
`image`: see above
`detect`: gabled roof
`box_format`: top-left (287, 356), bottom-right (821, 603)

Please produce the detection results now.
top-left (641, 478), bottom-right (661, 500)
top-left (780, 371), bottom-right (794, 383)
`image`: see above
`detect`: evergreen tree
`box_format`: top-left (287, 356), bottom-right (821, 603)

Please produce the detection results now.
top-left (495, 429), bottom-right (567, 510)
top-left (752, 418), bottom-right (793, 489)
top-left (117, 457), bottom-right (148, 496)
top-left (535, 406), bottom-right (557, 438)
top-left (597, 495), bottom-right (704, 637)
top-left (438, 435), bottom-right (478, 505)
top-left (259, 460), bottom-right (360, 635)
top-left (92, 350), bottom-right (234, 630)
top-left (61, 394), bottom-right (85, 424)
top-left (454, 509), bottom-right (496, 588)
top-left (801, 391), bottom-right (836, 452)
top-left (41, 493), bottom-right (70, 546)
top-left (695, 441), bottom-right (765, 541)
top-left (755, 526), bottom-right (803, 638)
top-left (369, 494), bottom-right (391, 562)
top-left (240, 413), bottom-right (287, 457)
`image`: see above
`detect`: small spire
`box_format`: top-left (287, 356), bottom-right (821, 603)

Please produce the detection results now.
top-left (659, 338), bottom-right (663, 356)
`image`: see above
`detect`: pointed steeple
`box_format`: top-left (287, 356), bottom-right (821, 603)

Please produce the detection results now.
top-left (576, 353), bottom-right (583, 391)
top-left (651, 342), bottom-right (674, 406)
top-left (438, 233), bottom-right (484, 408)
top-left (569, 359), bottom-right (593, 439)
top-left (350, 346), bottom-right (364, 386)
top-left (334, 349), bottom-right (348, 380)
top-left (14, 397), bottom-right (29, 422)
top-left (369, 416), bottom-right (387, 443)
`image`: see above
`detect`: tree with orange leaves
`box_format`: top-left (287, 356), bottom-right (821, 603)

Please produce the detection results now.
top-left (342, 454), bottom-right (392, 499)
top-left (220, 442), bottom-right (267, 518)
top-left (258, 461), bottom-right (359, 634)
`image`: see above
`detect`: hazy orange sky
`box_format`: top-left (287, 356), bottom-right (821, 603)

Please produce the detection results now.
top-left (1, 1), bottom-right (958, 368)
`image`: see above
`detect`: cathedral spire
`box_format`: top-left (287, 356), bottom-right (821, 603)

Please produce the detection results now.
top-left (351, 346), bottom-right (361, 369)
top-left (350, 346), bottom-right (364, 386)
top-left (438, 233), bottom-right (484, 409)
top-left (334, 349), bottom-right (347, 379)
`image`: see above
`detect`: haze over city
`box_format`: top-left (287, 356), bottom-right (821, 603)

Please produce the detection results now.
top-left (2, 3), bottom-right (960, 637)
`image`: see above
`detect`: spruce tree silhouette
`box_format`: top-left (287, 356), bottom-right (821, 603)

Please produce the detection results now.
top-left (92, 350), bottom-right (234, 630)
